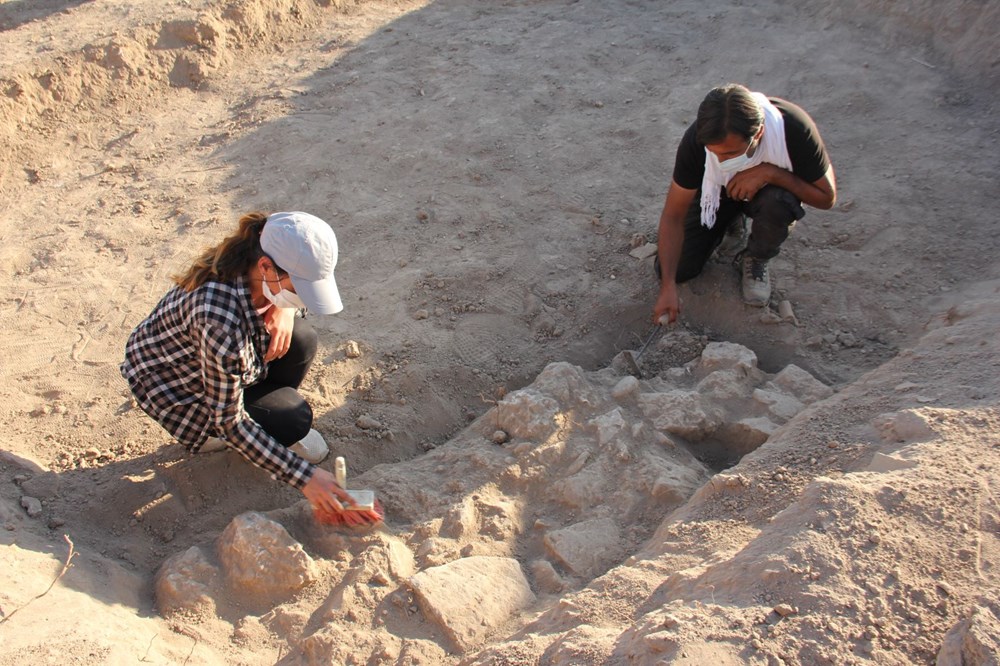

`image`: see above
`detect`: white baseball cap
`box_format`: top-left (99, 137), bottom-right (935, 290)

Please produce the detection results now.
top-left (260, 211), bottom-right (343, 314)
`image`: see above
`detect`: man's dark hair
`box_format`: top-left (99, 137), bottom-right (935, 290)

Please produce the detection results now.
top-left (695, 83), bottom-right (764, 145)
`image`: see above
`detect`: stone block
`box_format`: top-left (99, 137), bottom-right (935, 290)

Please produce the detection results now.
top-left (752, 388), bottom-right (805, 422)
top-left (873, 409), bottom-right (936, 443)
top-left (638, 390), bottom-right (723, 441)
top-left (155, 545), bottom-right (219, 615)
top-left (360, 534), bottom-right (416, 580)
top-left (439, 497), bottom-right (478, 539)
top-left (697, 342), bottom-right (758, 374)
top-left (589, 408), bottom-right (627, 446)
top-left (495, 388), bottom-right (561, 442)
top-left (530, 559), bottom-right (565, 594)
top-left (696, 368), bottom-right (757, 401)
top-left (611, 375), bottom-right (640, 402)
top-left (543, 517), bottom-right (623, 578)
top-left (216, 512), bottom-right (317, 603)
top-left (408, 556), bottom-right (535, 653)
top-left (937, 605), bottom-right (1000, 666)
top-left (715, 417), bottom-right (777, 456)
top-left (771, 364), bottom-right (833, 404)
top-left (533, 362), bottom-right (602, 409)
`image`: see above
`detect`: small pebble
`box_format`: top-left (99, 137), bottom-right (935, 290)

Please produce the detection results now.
top-left (344, 340), bottom-right (361, 358)
top-left (356, 415), bottom-right (383, 430)
top-left (491, 430), bottom-right (509, 444)
top-left (20, 496), bottom-right (43, 518)
top-left (774, 604), bottom-right (797, 617)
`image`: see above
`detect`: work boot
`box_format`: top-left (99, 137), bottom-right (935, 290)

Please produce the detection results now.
top-left (290, 428), bottom-right (330, 464)
top-left (715, 215), bottom-right (748, 261)
top-left (739, 252), bottom-right (771, 306)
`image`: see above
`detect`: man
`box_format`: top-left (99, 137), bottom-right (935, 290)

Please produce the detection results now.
top-left (653, 83), bottom-right (836, 322)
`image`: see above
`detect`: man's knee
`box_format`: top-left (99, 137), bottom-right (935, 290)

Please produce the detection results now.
top-left (749, 186), bottom-right (805, 226)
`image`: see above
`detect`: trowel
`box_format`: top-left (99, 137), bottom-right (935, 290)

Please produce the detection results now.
top-left (624, 316), bottom-right (670, 378)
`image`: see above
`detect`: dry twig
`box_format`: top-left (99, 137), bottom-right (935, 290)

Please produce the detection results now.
top-left (0, 534), bottom-right (77, 625)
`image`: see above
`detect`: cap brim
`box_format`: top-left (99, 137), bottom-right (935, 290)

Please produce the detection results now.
top-left (290, 273), bottom-right (343, 315)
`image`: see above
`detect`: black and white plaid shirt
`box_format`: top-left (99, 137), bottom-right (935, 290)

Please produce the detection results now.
top-left (120, 274), bottom-right (314, 489)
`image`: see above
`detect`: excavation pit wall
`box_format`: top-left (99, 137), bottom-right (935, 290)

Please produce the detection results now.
top-left (156, 338), bottom-right (837, 658)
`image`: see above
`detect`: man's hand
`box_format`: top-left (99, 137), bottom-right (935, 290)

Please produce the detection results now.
top-left (303, 469), bottom-right (382, 527)
top-left (726, 163), bottom-right (777, 202)
top-left (263, 307), bottom-right (296, 361)
top-left (653, 281), bottom-right (680, 325)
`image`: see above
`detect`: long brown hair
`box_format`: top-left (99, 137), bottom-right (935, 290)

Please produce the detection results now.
top-left (172, 212), bottom-right (270, 291)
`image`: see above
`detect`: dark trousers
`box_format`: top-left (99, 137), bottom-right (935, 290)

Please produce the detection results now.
top-left (658, 185), bottom-right (805, 284)
top-left (244, 316), bottom-right (318, 446)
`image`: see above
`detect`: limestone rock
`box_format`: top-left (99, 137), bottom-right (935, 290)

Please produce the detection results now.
top-left (873, 409), bottom-right (937, 443)
top-left (589, 408), bottom-right (628, 446)
top-left (216, 512), bottom-right (317, 603)
top-left (155, 545), bottom-right (219, 615)
top-left (440, 498), bottom-right (478, 539)
top-left (696, 368), bottom-right (757, 401)
top-left (770, 364), bottom-right (833, 403)
top-left (19, 496), bottom-right (42, 518)
top-left (408, 556), bottom-right (535, 653)
top-left (638, 390), bottom-right (723, 440)
top-left (937, 605), bottom-right (1000, 666)
top-left (629, 243), bottom-right (658, 260)
top-left (495, 388), bottom-right (560, 441)
top-left (697, 342), bottom-right (758, 374)
top-left (752, 388), bottom-right (805, 422)
top-left (865, 452), bottom-right (918, 473)
top-left (553, 467), bottom-right (605, 510)
top-left (611, 375), bottom-right (640, 401)
top-left (358, 534), bottom-right (416, 580)
top-left (530, 559), bottom-right (565, 594)
top-left (416, 537), bottom-right (460, 568)
top-left (533, 362), bottom-right (601, 409)
top-left (356, 414), bottom-right (383, 430)
top-left (715, 417), bottom-right (777, 456)
top-left (543, 517), bottom-right (624, 578)
top-left (546, 626), bottom-right (618, 664)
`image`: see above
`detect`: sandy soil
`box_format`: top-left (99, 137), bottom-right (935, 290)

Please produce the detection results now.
top-left (1, 0), bottom-right (998, 663)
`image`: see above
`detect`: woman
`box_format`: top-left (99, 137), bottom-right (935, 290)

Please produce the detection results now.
top-left (121, 211), bottom-right (379, 526)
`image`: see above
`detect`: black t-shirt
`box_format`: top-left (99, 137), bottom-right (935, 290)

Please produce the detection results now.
top-left (672, 97), bottom-right (831, 190)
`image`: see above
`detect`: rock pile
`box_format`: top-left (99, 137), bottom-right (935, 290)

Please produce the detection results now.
top-left (156, 341), bottom-right (833, 660)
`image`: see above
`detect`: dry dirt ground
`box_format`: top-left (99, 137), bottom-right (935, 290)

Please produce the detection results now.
top-left (1, 0), bottom-right (999, 664)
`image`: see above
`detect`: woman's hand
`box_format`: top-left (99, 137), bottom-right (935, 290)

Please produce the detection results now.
top-left (263, 307), bottom-right (296, 361)
top-left (302, 468), bottom-right (382, 527)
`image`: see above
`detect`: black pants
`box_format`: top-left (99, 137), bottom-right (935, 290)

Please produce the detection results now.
top-left (658, 185), bottom-right (806, 284)
top-left (244, 316), bottom-right (318, 446)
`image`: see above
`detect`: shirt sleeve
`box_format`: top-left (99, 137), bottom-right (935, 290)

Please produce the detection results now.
top-left (774, 98), bottom-right (831, 185)
top-left (671, 121), bottom-right (705, 191)
top-left (196, 311), bottom-right (315, 490)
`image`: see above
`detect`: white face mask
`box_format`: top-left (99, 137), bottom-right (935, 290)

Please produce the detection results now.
top-left (717, 137), bottom-right (759, 174)
top-left (262, 269), bottom-right (307, 310)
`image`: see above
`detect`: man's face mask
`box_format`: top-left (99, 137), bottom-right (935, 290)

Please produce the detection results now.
top-left (718, 136), bottom-right (759, 174)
